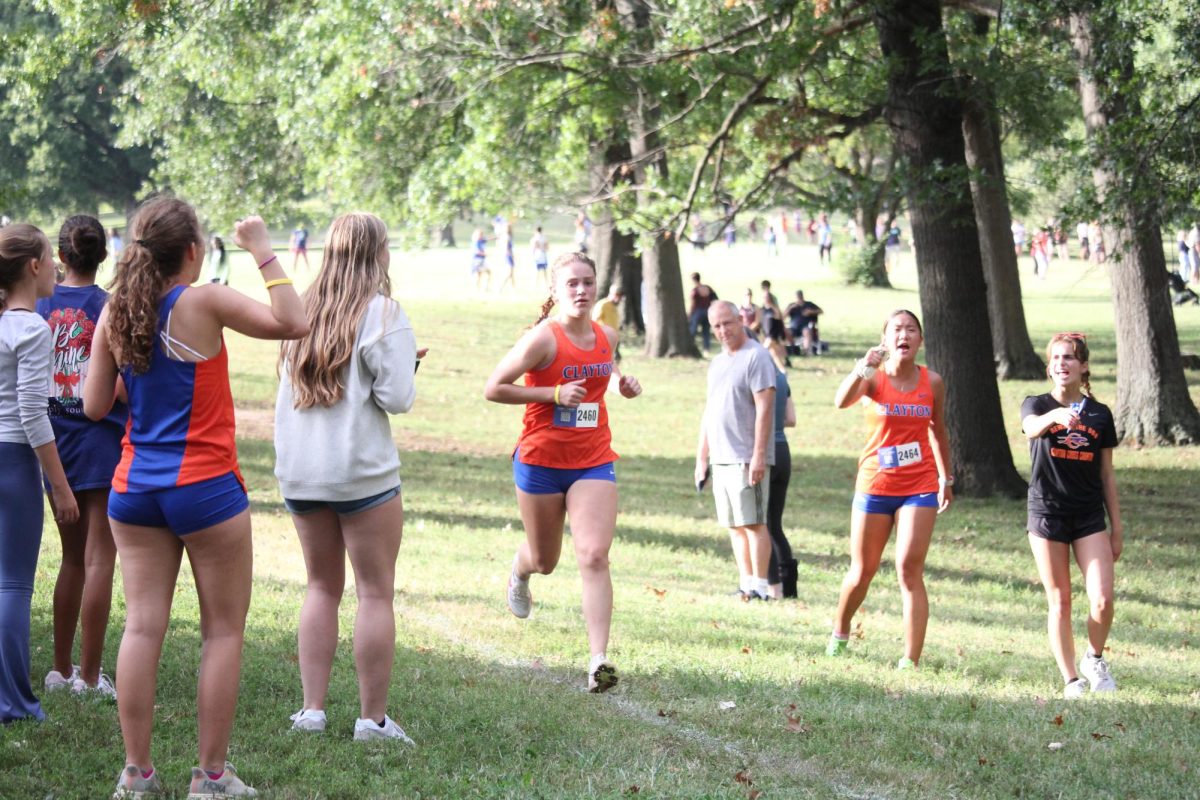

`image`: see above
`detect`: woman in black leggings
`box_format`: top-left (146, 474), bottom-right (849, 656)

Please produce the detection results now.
top-left (767, 367), bottom-right (797, 597)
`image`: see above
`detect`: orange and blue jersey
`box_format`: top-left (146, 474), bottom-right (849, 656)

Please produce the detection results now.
top-left (517, 321), bottom-right (617, 470)
top-left (855, 366), bottom-right (938, 496)
top-left (111, 286), bottom-right (244, 494)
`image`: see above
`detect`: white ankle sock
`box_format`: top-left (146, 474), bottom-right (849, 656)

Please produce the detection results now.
top-left (753, 577), bottom-right (770, 596)
top-left (739, 575), bottom-right (753, 593)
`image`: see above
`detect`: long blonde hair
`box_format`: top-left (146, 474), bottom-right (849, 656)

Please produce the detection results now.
top-left (282, 212), bottom-right (391, 408)
top-left (106, 197), bottom-right (203, 373)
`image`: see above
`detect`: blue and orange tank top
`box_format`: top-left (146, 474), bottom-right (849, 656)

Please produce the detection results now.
top-left (855, 366), bottom-right (939, 496)
top-left (517, 321), bottom-right (617, 469)
top-left (111, 286), bottom-right (244, 493)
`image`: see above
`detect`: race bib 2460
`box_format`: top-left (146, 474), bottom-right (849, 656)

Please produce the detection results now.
top-left (554, 402), bottom-right (599, 428)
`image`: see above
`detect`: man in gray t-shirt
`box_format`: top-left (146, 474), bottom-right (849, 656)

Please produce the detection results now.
top-left (695, 301), bottom-right (776, 601)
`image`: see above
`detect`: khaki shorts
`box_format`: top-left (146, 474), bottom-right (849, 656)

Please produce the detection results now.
top-left (711, 463), bottom-right (770, 528)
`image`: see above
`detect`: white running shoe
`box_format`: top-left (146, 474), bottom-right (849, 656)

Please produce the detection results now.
top-left (507, 555), bottom-right (532, 619)
top-left (354, 715), bottom-right (416, 746)
top-left (289, 708), bottom-right (327, 732)
top-left (1063, 677), bottom-right (1088, 699)
top-left (44, 665), bottom-right (79, 692)
top-left (187, 762), bottom-right (256, 798)
top-left (73, 673), bottom-right (117, 700)
top-left (1080, 651), bottom-right (1117, 693)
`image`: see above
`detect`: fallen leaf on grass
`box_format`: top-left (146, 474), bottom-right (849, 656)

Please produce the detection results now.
top-left (530, 659), bottom-right (546, 672)
top-left (625, 786), bottom-right (639, 795)
top-left (748, 790), bottom-right (763, 799)
top-left (734, 770), bottom-right (753, 785)
top-left (885, 689), bottom-right (904, 700)
top-left (711, 620), bottom-right (723, 629)
top-left (741, 646), bottom-right (753, 654)
top-left (978, 758), bottom-right (988, 765)
top-left (1114, 722), bottom-right (1126, 732)
top-left (852, 621), bottom-right (865, 640)
top-left (719, 700), bottom-right (737, 710)
top-left (1048, 742), bottom-right (1065, 751)
top-left (1034, 696), bottom-right (1048, 707)
top-left (416, 646), bottom-right (432, 654)
top-left (646, 585), bottom-right (667, 598)
top-left (956, 646), bottom-right (965, 657)
top-left (1091, 733), bottom-right (1112, 740)
top-left (1000, 650), bottom-right (1013, 655)
top-left (657, 709), bottom-right (674, 718)
top-left (785, 715), bottom-right (812, 734)
top-left (1052, 715), bottom-right (1063, 726)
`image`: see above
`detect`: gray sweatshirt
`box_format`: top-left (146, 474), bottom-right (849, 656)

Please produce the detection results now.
top-left (0, 310), bottom-right (54, 448)
top-left (274, 295), bottom-right (416, 501)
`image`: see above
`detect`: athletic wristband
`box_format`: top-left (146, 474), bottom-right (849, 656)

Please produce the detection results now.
top-left (939, 476), bottom-right (955, 487)
top-left (855, 360), bottom-right (877, 380)
top-left (257, 254), bottom-right (278, 270)
top-left (553, 384), bottom-right (561, 405)
top-left (263, 278), bottom-right (293, 289)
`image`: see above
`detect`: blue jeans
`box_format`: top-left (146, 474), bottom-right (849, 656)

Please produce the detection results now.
top-left (689, 309), bottom-right (712, 352)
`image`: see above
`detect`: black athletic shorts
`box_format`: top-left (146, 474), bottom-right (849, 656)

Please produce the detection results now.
top-left (1027, 507), bottom-right (1107, 543)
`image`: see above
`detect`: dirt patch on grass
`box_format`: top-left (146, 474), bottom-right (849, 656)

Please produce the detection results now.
top-left (236, 407), bottom-right (503, 457)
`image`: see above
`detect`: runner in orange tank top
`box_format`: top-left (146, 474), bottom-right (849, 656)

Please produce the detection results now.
top-left (826, 309), bottom-right (953, 669)
top-left (484, 252), bottom-right (642, 693)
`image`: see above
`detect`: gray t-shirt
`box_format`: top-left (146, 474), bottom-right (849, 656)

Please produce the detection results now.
top-left (703, 339), bottom-right (776, 465)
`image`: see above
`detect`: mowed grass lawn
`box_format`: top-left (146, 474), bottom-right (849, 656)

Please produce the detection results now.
top-left (4, 236), bottom-right (1200, 799)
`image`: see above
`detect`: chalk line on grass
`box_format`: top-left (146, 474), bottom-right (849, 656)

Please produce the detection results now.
top-left (403, 606), bottom-right (891, 800)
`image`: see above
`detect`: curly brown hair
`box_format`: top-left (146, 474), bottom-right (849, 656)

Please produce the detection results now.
top-left (105, 197), bottom-right (203, 373)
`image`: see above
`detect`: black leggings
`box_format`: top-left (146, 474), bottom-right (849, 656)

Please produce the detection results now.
top-left (767, 440), bottom-right (793, 583)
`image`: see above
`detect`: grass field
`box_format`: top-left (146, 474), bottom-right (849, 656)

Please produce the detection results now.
top-left (3, 234), bottom-right (1200, 799)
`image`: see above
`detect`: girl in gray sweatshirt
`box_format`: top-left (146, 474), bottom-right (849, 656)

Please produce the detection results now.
top-left (275, 212), bottom-right (420, 744)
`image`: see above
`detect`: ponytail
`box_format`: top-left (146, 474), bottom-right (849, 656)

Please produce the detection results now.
top-left (106, 197), bottom-right (202, 373)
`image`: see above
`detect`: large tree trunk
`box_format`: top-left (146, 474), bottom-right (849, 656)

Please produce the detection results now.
top-left (1070, 10), bottom-right (1200, 444)
top-left (960, 20), bottom-right (1044, 380)
top-left (590, 140), bottom-right (644, 332)
top-left (851, 145), bottom-right (893, 288)
top-left (616, 0), bottom-right (696, 357)
top-left (875, 0), bottom-right (1025, 497)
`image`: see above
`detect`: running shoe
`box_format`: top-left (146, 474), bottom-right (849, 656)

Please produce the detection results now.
top-left (188, 763), bottom-right (257, 798)
top-left (896, 657), bottom-right (916, 671)
top-left (73, 673), bottom-right (117, 700)
top-left (825, 635), bottom-right (849, 657)
top-left (112, 764), bottom-right (162, 799)
top-left (289, 708), bottom-right (326, 732)
top-left (588, 660), bottom-right (619, 693)
top-left (353, 715), bottom-right (416, 745)
top-left (507, 555), bottom-right (532, 619)
top-left (1063, 677), bottom-right (1088, 699)
top-left (1080, 651), bottom-right (1117, 693)
top-left (44, 665), bottom-right (79, 692)
top-left (745, 591), bottom-right (773, 602)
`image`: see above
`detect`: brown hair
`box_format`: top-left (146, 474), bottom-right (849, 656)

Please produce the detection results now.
top-left (0, 223), bottom-right (50, 314)
top-left (1046, 333), bottom-right (1094, 399)
top-left (282, 212), bottom-right (392, 408)
top-left (58, 214), bottom-right (107, 276)
top-left (105, 197), bottom-right (203, 373)
top-left (534, 251), bottom-right (596, 325)
top-left (883, 308), bottom-right (923, 335)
